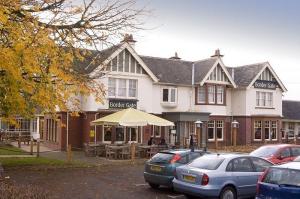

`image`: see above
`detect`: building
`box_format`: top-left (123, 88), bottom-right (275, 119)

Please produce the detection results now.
top-left (0, 35), bottom-right (288, 150)
top-left (282, 100), bottom-right (300, 144)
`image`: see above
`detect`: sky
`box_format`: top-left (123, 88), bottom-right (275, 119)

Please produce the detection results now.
top-left (130, 0), bottom-right (300, 100)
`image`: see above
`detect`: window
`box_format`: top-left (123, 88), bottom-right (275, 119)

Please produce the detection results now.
top-left (128, 79), bottom-right (137, 98)
top-left (197, 86), bottom-right (206, 103)
top-left (153, 126), bottom-right (161, 137)
top-left (271, 121), bottom-right (277, 140)
top-left (216, 121), bottom-right (224, 140)
top-left (227, 158), bottom-right (253, 172)
top-left (189, 156), bottom-right (225, 170)
top-left (162, 88), bottom-right (177, 103)
top-left (115, 127), bottom-right (125, 142)
top-left (288, 123), bottom-right (295, 139)
top-left (216, 86), bottom-right (224, 104)
top-left (291, 147), bottom-right (300, 157)
top-left (118, 79), bottom-right (126, 97)
top-left (280, 148), bottom-right (291, 159)
top-left (103, 126), bottom-right (112, 143)
top-left (251, 157), bottom-right (272, 172)
top-left (256, 91), bottom-right (273, 108)
top-left (208, 85), bottom-right (215, 104)
top-left (254, 121), bottom-right (262, 140)
top-left (263, 168), bottom-right (300, 187)
top-left (108, 78), bottom-right (116, 97)
top-left (264, 121), bottom-right (270, 140)
top-left (208, 121), bottom-right (215, 140)
top-left (118, 51), bottom-right (124, 72)
top-left (108, 78), bottom-right (137, 98)
top-left (129, 128), bottom-right (137, 142)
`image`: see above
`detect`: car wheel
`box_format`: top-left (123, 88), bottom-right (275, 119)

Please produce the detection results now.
top-left (148, 183), bottom-right (160, 189)
top-left (220, 186), bottom-right (236, 199)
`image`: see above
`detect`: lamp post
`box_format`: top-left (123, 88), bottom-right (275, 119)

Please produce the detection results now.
top-left (231, 120), bottom-right (239, 151)
top-left (195, 120), bottom-right (203, 148)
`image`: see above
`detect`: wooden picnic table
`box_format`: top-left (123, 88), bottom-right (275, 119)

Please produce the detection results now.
top-left (107, 145), bottom-right (129, 159)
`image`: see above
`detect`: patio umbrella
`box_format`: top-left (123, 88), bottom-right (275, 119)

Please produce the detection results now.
top-left (90, 108), bottom-right (174, 127)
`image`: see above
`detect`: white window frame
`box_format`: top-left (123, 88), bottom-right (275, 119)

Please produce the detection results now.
top-left (102, 125), bottom-right (112, 144)
top-left (264, 121), bottom-right (271, 141)
top-left (216, 86), bottom-right (224, 104)
top-left (161, 87), bottom-right (177, 103)
top-left (128, 127), bottom-right (138, 143)
top-left (216, 120), bottom-right (224, 141)
top-left (256, 91), bottom-right (273, 108)
top-left (288, 123), bottom-right (295, 139)
top-left (128, 79), bottom-right (138, 98)
top-left (208, 85), bottom-right (215, 104)
top-left (115, 127), bottom-right (126, 144)
top-left (254, 121), bottom-right (262, 141)
top-left (108, 78), bottom-right (138, 99)
top-left (197, 86), bottom-right (206, 104)
top-left (271, 121), bottom-right (277, 141)
top-left (208, 121), bottom-right (215, 141)
top-left (153, 126), bottom-right (161, 138)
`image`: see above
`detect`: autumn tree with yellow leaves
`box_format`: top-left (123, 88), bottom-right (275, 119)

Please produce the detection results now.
top-left (0, 0), bottom-right (145, 122)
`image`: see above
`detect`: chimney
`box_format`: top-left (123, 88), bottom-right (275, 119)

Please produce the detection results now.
top-left (122, 34), bottom-right (136, 49)
top-left (211, 49), bottom-right (224, 58)
top-left (169, 52), bottom-right (181, 60)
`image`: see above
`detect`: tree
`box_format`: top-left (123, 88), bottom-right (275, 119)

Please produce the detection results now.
top-left (0, 0), bottom-right (145, 122)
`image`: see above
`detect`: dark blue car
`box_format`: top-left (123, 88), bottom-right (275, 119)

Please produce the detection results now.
top-left (256, 162), bottom-right (300, 199)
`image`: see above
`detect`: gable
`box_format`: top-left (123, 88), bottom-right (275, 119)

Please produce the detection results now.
top-left (201, 59), bottom-right (237, 88)
top-left (248, 63), bottom-right (287, 92)
top-left (90, 43), bottom-right (158, 82)
top-left (106, 49), bottom-right (147, 75)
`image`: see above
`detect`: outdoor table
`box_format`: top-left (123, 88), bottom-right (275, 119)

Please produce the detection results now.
top-left (107, 145), bottom-right (128, 159)
top-left (137, 145), bottom-right (152, 158)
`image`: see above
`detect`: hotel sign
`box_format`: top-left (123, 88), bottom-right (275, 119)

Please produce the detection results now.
top-left (109, 99), bottom-right (137, 109)
top-left (254, 80), bottom-right (277, 90)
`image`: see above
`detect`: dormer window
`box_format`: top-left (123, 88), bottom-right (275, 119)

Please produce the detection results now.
top-left (162, 88), bottom-right (177, 103)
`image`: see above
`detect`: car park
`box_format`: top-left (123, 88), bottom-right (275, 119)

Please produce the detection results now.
top-left (256, 162), bottom-right (300, 199)
top-left (143, 149), bottom-right (208, 188)
top-left (173, 153), bottom-right (273, 199)
top-left (250, 144), bottom-right (300, 164)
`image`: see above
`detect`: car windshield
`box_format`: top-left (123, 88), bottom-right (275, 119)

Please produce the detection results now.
top-left (250, 146), bottom-right (278, 157)
top-left (188, 155), bottom-right (225, 170)
top-left (263, 168), bottom-right (300, 187)
top-left (150, 152), bottom-right (174, 163)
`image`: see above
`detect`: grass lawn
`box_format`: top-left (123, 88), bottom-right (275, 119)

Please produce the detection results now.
top-left (0, 145), bottom-right (27, 155)
top-left (0, 157), bottom-right (67, 168)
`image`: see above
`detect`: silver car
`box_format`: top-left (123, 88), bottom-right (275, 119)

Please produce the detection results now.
top-left (173, 154), bottom-right (273, 199)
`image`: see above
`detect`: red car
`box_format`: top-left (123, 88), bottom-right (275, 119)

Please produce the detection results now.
top-left (250, 144), bottom-right (300, 164)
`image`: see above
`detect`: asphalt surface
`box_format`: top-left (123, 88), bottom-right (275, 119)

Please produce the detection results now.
top-left (5, 164), bottom-right (187, 199)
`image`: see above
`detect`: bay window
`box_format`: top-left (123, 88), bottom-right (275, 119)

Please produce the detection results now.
top-left (108, 78), bottom-right (138, 98)
top-left (271, 121), bottom-right (277, 140)
top-left (264, 121), bottom-right (270, 140)
top-left (208, 120), bottom-right (224, 141)
top-left (216, 121), bottom-right (224, 140)
top-left (162, 88), bottom-right (177, 103)
top-left (288, 123), bottom-right (295, 139)
top-left (208, 121), bottom-right (215, 140)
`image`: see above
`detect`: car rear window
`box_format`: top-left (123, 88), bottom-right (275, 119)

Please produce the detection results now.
top-left (250, 146), bottom-right (278, 157)
top-left (188, 156), bottom-right (225, 170)
top-left (150, 153), bottom-right (174, 163)
top-left (263, 168), bottom-right (300, 187)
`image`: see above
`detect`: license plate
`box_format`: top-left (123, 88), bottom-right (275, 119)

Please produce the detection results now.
top-left (150, 165), bottom-right (162, 172)
top-left (183, 175), bottom-right (196, 182)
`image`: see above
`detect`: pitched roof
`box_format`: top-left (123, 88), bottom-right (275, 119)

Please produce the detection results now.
top-left (140, 56), bottom-right (193, 85)
top-left (231, 62), bottom-right (266, 87)
top-left (193, 58), bottom-right (218, 83)
top-left (73, 44), bottom-right (121, 74)
top-left (282, 100), bottom-right (300, 120)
